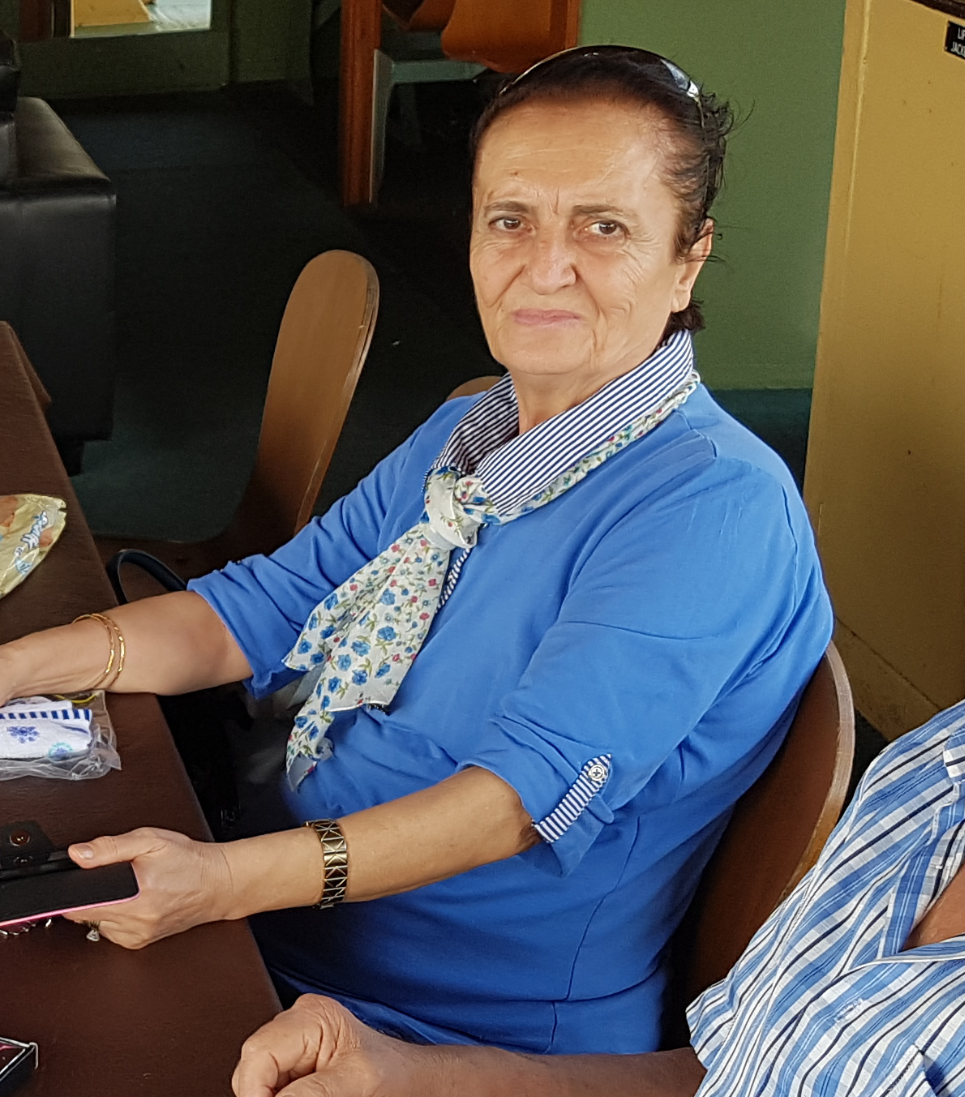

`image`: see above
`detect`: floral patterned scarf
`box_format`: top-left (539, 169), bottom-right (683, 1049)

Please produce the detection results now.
top-left (284, 339), bottom-right (699, 786)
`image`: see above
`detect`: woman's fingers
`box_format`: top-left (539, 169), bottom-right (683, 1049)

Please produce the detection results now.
top-left (68, 827), bottom-right (166, 867)
top-left (61, 827), bottom-right (234, 948)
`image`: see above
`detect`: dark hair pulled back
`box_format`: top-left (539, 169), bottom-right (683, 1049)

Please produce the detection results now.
top-left (470, 46), bottom-right (733, 335)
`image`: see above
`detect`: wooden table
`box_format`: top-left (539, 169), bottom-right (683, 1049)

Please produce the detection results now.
top-left (0, 322), bottom-right (280, 1096)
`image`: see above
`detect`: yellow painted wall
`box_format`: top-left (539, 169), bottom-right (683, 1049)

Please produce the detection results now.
top-left (805, 0), bottom-right (965, 737)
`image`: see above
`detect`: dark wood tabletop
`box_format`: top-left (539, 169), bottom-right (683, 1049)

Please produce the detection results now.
top-left (0, 322), bottom-right (280, 1096)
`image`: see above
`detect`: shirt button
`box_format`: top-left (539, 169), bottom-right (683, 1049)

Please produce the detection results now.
top-left (587, 763), bottom-right (608, 783)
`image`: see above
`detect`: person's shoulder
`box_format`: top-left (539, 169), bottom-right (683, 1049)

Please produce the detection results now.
top-left (673, 386), bottom-right (802, 494)
top-left (851, 699), bottom-right (965, 808)
top-left (612, 386), bottom-right (809, 537)
top-left (367, 393), bottom-right (487, 484)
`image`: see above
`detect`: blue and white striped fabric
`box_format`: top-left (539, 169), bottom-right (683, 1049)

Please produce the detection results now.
top-left (689, 700), bottom-right (965, 1097)
top-left (435, 328), bottom-right (694, 510)
top-left (534, 756), bottom-right (611, 843)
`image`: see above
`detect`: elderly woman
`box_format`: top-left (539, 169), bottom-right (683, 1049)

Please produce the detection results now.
top-left (0, 47), bottom-right (831, 1054)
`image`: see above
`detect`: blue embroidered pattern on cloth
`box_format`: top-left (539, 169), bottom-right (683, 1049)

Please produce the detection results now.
top-left (283, 331), bottom-right (699, 787)
top-left (0, 699), bottom-right (94, 761)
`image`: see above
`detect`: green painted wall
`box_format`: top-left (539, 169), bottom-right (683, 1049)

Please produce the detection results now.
top-left (581, 0), bottom-right (847, 388)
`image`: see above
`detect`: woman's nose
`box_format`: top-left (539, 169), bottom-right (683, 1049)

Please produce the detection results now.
top-left (522, 228), bottom-right (577, 294)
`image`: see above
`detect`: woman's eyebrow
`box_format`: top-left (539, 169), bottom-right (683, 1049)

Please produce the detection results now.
top-left (480, 200), bottom-right (638, 221)
top-left (481, 199), bottom-right (532, 216)
top-left (571, 203), bottom-right (636, 220)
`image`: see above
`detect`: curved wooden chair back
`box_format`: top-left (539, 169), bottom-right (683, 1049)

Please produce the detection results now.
top-left (441, 0), bottom-right (580, 73)
top-left (408, 0), bottom-right (456, 31)
top-left (227, 250), bottom-right (379, 557)
top-left (446, 374), bottom-right (502, 401)
top-left (95, 250), bottom-right (379, 594)
top-left (673, 644), bottom-right (854, 1011)
top-left (383, 0), bottom-right (455, 32)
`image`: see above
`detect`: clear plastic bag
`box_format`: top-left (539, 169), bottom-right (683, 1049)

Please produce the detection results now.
top-left (0, 691), bottom-right (120, 780)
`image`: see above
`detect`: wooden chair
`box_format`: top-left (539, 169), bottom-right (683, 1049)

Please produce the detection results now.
top-left (339, 0), bottom-right (581, 206)
top-left (442, 0), bottom-right (580, 74)
top-left (665, 643), bottom-right (854, 1039)
top-left (95, 250), bottom-right (379, 587)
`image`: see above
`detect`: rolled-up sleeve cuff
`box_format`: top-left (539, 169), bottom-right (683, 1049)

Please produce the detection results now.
top-left (461, 728), bottom-right (615, 876)
top-left (532, 755), bottom-right (612, 843)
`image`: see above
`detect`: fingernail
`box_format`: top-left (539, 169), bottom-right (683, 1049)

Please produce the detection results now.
top-left (73, 845), bottom-right (95, 860)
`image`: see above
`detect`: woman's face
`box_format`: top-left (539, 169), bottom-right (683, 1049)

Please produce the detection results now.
top-left (470, 98), bottom-right (711, 398)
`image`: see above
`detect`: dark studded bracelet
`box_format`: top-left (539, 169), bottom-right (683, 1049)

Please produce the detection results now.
top-left (303, 819), bottom-right (348, 908)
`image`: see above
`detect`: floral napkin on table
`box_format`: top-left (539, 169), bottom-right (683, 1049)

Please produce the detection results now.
top-left (0, 696), bottom-right (93, 761)
top-left (0, 494), bottom-right (66, 598)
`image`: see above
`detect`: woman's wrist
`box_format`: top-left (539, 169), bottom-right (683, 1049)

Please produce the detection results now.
top-left (218, 828), bottom-right (328, 921)
top-left (0, 619), bottom-right (113, 701)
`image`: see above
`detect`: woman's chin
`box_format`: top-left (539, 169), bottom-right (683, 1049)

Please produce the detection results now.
top-left (494, 337), bottom-right (595, 383)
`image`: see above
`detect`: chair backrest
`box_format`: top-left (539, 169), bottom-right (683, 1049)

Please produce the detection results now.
top-left (226, 251), bottom-right (379, 557)
top-left (441, 0), bottom-right (580, 73)
top-left (673, 643), bottom-right (854, 1012)
top-left (383, 0), bottom-right (456, 31)
top-left (408, 0), bottom-right (457, 31)
top-left (446, 374), bottom-right (502, 401)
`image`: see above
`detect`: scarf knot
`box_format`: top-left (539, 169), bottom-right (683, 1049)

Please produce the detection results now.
top-left (283, 332), bottom-right (699, 786)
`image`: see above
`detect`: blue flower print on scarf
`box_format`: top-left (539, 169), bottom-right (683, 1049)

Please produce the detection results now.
top-left (283, 371), bottom-right (699, 781)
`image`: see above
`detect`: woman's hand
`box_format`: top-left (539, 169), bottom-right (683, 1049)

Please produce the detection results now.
top-left (54, 766), bottom-right (538, 953)
top-left (63, 828), bottom-right (235, 948)
top-left (233, 995), bottom-right (430, 1097)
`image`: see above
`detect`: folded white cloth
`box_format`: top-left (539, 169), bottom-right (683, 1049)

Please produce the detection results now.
top-left (0, 697), bottom-right (93, 761)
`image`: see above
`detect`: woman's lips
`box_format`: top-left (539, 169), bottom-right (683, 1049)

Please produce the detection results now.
top-left (511, 309), bottom-right (581, 327)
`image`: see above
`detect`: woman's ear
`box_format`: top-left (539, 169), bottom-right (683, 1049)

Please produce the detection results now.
top-left (670, 219), bottom-right (714, 313)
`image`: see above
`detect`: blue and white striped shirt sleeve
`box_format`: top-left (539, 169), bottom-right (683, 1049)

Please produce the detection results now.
top-left (688, 704), bottom-right (965, 1097)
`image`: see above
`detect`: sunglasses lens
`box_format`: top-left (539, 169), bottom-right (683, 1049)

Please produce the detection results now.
top-left (659, 59), bottom-right (701, 103)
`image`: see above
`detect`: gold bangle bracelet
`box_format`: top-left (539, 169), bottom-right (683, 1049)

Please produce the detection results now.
top-left (73, 612), bottom-right (126, 691)
top-left (99, 617), bottom-right (126, 689)
top-left (303, 819), bottom-right (348, 908)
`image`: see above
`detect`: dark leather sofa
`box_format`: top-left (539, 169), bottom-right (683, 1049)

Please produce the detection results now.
top-left (0, 30), bottom-right (115, 472)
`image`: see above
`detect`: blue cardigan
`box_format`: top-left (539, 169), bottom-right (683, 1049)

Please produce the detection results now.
top-left (190, 385), bottom-right (833, 1055)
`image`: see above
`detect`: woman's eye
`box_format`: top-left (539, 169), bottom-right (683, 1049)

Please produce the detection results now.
top-left (588, 221), bottom-right (624, 238)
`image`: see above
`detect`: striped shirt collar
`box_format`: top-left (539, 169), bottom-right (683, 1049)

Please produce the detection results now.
top-left (434, 330), bottom-right (696, 513)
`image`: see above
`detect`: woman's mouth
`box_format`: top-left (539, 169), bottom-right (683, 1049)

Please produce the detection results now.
top-left (511, 309), bottom-right (581, 327)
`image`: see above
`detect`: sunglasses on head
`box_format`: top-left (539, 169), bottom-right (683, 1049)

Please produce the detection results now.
top-left (501, 44), bottom-right (705, 130)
